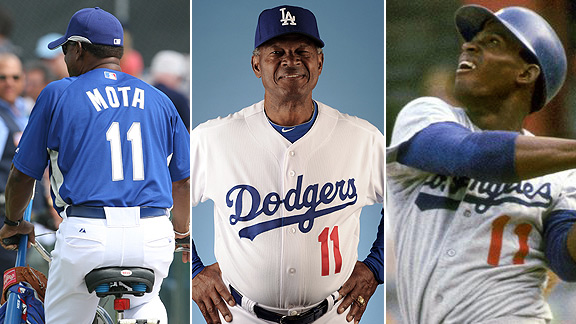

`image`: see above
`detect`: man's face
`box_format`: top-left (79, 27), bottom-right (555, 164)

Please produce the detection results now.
top-left (252, 34), bottom-right (323, 101)
top-left (63, 41), bottom-right (81, 77)
top-left (25, 69), bottom-right (49, 101)
top-left (0, 56), bottom-right (24, 105)
top-left (454, 19), bottom-right (531, 104)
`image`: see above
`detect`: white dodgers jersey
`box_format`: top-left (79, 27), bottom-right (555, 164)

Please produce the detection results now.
top-left (191, 100), bottom-right (384, 308)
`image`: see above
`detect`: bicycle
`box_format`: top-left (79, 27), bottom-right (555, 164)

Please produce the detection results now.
top-left (3, 204), bottom-right (190, 324)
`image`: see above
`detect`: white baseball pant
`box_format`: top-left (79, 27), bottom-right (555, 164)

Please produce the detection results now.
top-left (44, 207), bottom-right (175, 324)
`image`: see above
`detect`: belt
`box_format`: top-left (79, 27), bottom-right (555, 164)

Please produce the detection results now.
top-left (230, 285), bottom-right (330, 324)
top-left (66, 206), bottom-right (167, 219)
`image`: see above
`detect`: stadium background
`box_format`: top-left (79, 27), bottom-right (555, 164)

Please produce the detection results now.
top-left (0, 1), bottom-right (190, 323)
top-left (387, 0), bottom-right (576, 322)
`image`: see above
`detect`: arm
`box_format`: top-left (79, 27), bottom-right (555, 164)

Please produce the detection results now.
top-left (172, 177), bottom-right (190, 263)
top-left (397, 121), bottom-right (576, 183)
top-left (515, 135), bottom-right (576, 180)
top-left (192, 255), bottom-right (236, 324)
top-left (0, 164), bottom-right (36, 249)
top-left (543, 210), bottom-right (576, 281)
top-left (337, 209), bottom-right (382, 323)
top-left (361, 210), bottom-right (384, 284)
top-left (192, 239), bottom-right (205, 278)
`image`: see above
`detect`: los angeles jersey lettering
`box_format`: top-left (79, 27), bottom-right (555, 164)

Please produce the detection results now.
top-left (191, 100), bottom-right (384, 309)
top-left (13, 69), bottom-right (190, 213)
top-left (386, 97), bottom-right (576, 323)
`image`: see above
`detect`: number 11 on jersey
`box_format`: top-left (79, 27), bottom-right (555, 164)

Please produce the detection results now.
top-left (106, 122), bottom-right (145, 181)
top-left (318, 226), bottom-right (342, 276)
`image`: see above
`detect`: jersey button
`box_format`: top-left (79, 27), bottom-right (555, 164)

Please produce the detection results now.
top-left (288, 268), bottom-right (296, 275)
top-left (289, 151), bottom-right (295, 157)
top-left (435, 295), bottom-right (443, 303)
top-left (447, 249), bottom-right (456, 257)
top-left (290, 227), bottom-right (296, 234)
top-left (289, 170), bottom-right (296, 177)
top-left (463, 209), bottom-right (471, 217)
top-left (289, 310), bottom-right (298, 316)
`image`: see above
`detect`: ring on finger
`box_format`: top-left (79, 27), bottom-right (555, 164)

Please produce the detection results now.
top-left (356, 295), bottom-right (365, 307)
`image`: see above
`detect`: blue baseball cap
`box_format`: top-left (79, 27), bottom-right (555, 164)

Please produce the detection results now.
top-left (48, 7), bottom-right (123, 50)
top-left (255, 5), bottom-right (324, 49)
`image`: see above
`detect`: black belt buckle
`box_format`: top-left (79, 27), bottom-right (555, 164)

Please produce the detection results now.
top-left (278, 300), bottom-right (327, 324)
top-left (312, 304), bottom-right (325, 321)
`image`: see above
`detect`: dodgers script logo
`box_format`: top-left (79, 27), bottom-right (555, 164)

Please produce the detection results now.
top-left (416, 175), bottom-right (553, 213)
top-left (226, 175), bottom-right (357, 240)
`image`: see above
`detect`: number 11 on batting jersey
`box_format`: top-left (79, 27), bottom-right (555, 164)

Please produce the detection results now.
top-left (106, 122), bottom-right (144, 181)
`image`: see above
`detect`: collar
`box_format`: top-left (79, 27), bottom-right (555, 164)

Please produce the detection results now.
top-left (268, 101), bottom-right (318, 143)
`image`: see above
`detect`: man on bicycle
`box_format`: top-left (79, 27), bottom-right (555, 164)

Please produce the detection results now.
top-left (0, 7), bottom-right (190, 324)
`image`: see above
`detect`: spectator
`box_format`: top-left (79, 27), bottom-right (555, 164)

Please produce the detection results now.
top-left (22, 60), bottom-right (56, 112)
top-left (0, 53), bottom-right (26, 276)
top-left (0, 6), bottom-right (21, 55)
top-left (150, 50), bottom-right (190, 130)
top-left (120, 29), bottom-right (144, 78)
top-left (0, 53), bottom-right (28, 130)
top-left (35, 33), bottom-right (68, 79)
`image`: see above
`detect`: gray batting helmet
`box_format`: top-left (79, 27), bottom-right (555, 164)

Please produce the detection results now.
top-left (455, 5), bottom-right (567, 112)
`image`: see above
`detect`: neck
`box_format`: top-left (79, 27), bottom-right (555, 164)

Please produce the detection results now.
top-left (89, 59), bottom-right (122, 72)
top-left (464, 99), bottom-right (528, 131)
top-left (264, 96), bottom-right (315, 127)
top-left (78, 57), bottom-right (122, 75)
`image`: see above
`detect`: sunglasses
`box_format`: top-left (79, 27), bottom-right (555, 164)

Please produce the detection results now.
top-left (62, 41), bottom-right (77, 55)
top-left (0, 75), bottom-right (21, 81)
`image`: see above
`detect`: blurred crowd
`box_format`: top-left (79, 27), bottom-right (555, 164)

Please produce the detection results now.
top-left (0, 5), bottom-right (190, 276)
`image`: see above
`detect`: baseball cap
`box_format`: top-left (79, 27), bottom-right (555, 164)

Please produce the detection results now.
top-left (48, 7), bottom-right (123, 50)
top-left (36, 33), bottom-right (64, 59)
top-left (150, 50), bottom-right (188, 78)
top-left (255, 5), bottom-right (324, 49)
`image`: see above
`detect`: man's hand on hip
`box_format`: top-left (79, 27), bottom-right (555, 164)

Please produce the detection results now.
top-left (337, 261), bottom-right (379, 324)
top-left (192, 262), bottom-right (236, 324)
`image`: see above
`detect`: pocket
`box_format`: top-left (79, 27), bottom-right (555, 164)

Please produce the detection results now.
top-left (143, 218), bottom-right (174, 249)
top-left (141, 219), bottom-right (174, 273)
top-left (61, 220), bottom-right (106, 249)
top-left (146, 236), bottom-right (173, 248)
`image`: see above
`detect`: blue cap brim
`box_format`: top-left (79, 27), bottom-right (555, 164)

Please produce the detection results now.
top-left (47, 36), bottom-right (68, 50)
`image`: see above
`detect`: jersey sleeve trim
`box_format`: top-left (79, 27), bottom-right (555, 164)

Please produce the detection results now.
top-left (396, 121), bottom-right (519, 182)
top-left (362, 210), bottom-right (384, 284)
top-left (543, 209), bottom-right (576, 281)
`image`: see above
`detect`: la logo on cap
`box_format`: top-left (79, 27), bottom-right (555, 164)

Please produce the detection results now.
top-left (280, 7), bottom-right (296, 26)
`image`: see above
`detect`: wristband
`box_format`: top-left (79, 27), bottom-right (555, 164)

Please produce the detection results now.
top-left (3, 217), bottom-right (22, 227)
top-left (174, 228), bottom-right (190, 236)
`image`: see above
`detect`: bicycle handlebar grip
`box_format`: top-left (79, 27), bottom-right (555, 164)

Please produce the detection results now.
top-left (2, 235), bottom-right (21, 247)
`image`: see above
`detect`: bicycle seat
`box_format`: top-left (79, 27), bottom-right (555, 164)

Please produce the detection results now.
top-left (85, 267), bottom-right (155, 298)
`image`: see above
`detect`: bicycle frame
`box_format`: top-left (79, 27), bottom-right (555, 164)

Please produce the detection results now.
top-left (4, 200), bottom-right (33, 324)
